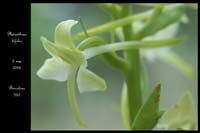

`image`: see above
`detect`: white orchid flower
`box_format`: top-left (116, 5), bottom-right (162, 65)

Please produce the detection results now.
top-left (37, 19), bottom-right (183, 127)
top-left (37, 20), bottom-right (106, 128)
top-left (37, 20), bottom-right (106, 93)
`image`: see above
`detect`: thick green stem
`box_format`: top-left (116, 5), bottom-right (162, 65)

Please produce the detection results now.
top-left (122, 4), bottom-right (142, 126)
top-left (124, 51), bottom-right (142, 124)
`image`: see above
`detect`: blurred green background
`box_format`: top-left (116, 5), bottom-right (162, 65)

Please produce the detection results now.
top-left (31, 4), bottom-right (198, 130)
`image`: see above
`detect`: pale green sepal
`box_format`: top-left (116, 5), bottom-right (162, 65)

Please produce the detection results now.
top-left (40, 36), bottom-right (75, 64)
top-left (37, 57), bottom-right (70, 82)
top-left (40, 36), bottom-right (57, 57)
top-left (55, 20), bottom-right (78, 49)
top-left (160, 91), bottom-right (196, 130)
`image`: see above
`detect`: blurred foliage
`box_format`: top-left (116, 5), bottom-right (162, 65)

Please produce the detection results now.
top-left (31, 4), bottom-right (197, 130)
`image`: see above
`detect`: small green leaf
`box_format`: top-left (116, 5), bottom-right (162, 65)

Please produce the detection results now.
top-left (77, 63), bottom-right (106, 93)
top-left (37, 57), bottom-right (70, 82)
top-left (54, 19), bottom-right (78, 49)
top-left (160, 91), bottom-right (196, 130)
top-left (132, 84), bottom-right (161, 130)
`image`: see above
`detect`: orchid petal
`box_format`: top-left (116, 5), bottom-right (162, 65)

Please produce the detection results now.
top-left (77, 63), bottom-right (106, 93)
top-left (55, 19), bottom-right (78, 49)
top-left (37, 57), bottom-right (70, 82)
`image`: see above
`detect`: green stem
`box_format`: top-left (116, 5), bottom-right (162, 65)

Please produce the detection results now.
top-left (83, 38), bottom-right (183, 60)
top-left (78, 17), bottom-right (89, 37)
top-left (72, 10), bottom-right (152, 40)
top-left (121, 83), bottom-right (131, 130)
top-left (110, 14), bottom-right (115, 43)
top-left (67, 66), bottom-right (88, 128)
top-left (122, 4), bottom-right (142, 127)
